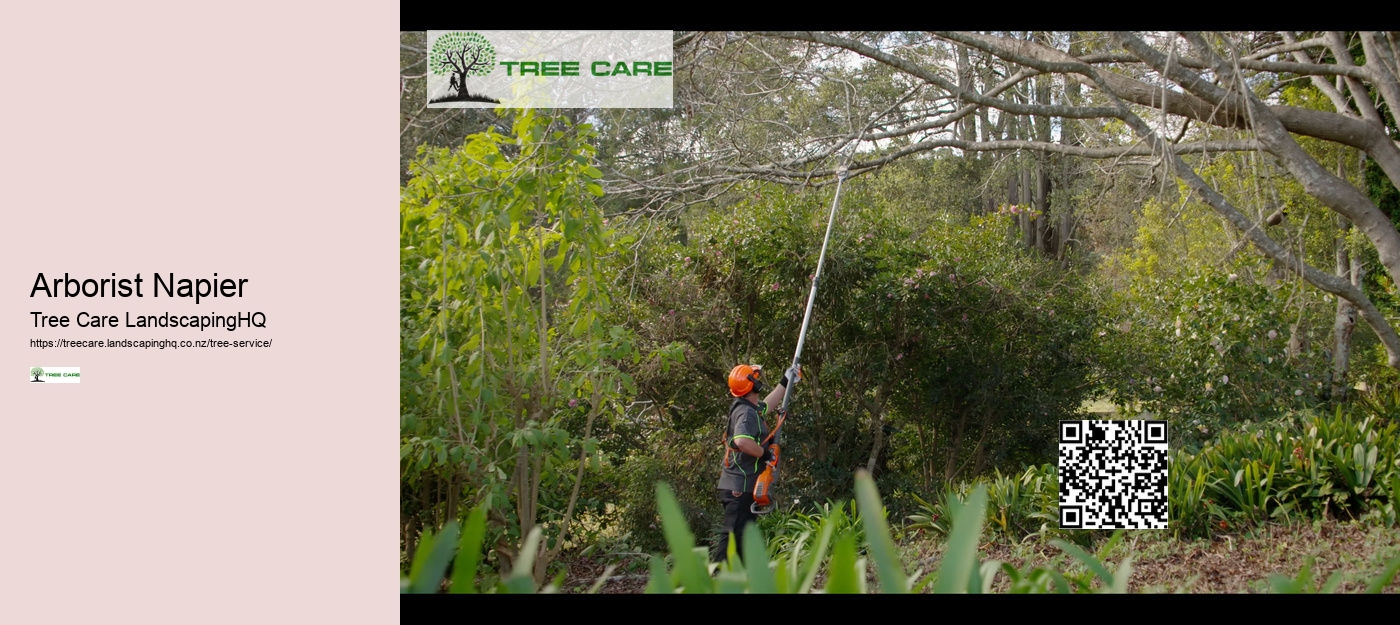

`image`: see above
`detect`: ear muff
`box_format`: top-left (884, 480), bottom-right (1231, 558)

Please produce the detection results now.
top-left (749, 373), bottom-right (767, 396)
top-left (728, 364), bottom-right (766, 397)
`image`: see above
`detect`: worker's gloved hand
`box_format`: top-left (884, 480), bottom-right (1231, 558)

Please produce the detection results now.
top-left (782, 364), bottom-right (802, 388)
top-left (759, 445), bottom-right (776, 466)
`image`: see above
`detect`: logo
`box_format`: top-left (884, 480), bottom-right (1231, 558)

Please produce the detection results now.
top-left (29, 366), bottom-right (80, 383)
top-left (429, 31), bottom-right (501, 104)
top-left (426, 31), bottom-right (673, 109)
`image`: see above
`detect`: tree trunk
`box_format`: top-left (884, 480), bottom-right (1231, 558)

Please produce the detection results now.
top-left (445, 470), bottom-right (459, 524)
top-left (402, 514), bottom-right (419, 572)
top-left (1331, 216), bottom-right (1357, 401)
top-left (957, 45), bottom-right (977, 142)
top-left (1021, 166), bottom-right (1035, 248)
top-left (862, 375), bottom-right (893, 475)
top-left (915, 420), bottom-right (932, 494)
top-left (943, 406), bottom-right (969, 482)
top-left (455, 71), bottom-right (469, 98)
top-left (1034, 160), bottom-right (1051, 255)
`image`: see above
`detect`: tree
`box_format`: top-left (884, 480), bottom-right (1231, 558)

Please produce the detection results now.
top-left (401, 32), bottom-right (505, 184)
top-left (400, 111), bottom-right (634, 583)
top-left (428, 31), bottom-right (497, 102)
top-left (30, 367), bottom-right (43, 382)
top-left (605, 31), bottom-right (1400, 369)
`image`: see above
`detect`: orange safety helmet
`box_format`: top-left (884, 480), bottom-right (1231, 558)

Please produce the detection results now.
top-left (728, 364), bottom-right (764, 397)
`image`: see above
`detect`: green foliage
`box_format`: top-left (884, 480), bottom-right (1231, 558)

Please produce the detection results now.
top-left (931, 483), bottom-right (988, 593)
top-left (620, 180), bottom-right (1101, 519)
top-left (905, 407), bottom-right (1398, 544)
top-left (762, 499), bottom-right (864, 562)
top-left (908, 464), bottom-right (1059, 544)
top-left (1168, 409), bottom-right (1400, 536)
top-left (648, 471), bottom-right (1139, 595)
top-left (428, 31), bottom-right (496, 77)
top-left (400, 110), bottom-right (637, 579)
top-left (984, 465), bottom-right (1059, 541)
top-left (400, 500), bottom-right (561, 594)
top-left (1267, 557), bottom-right (1347, 594)
top-left (1096, 267), bottom-right (1331, 435)
top-left (1166, 454), bottom-right (1225, 539)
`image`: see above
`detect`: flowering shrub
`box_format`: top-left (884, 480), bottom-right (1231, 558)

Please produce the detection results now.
top-left (1094, 268), bottom-right (1332, 439)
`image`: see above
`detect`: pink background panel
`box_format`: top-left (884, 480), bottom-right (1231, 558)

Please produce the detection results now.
top-left (0, 2), bottom-right (398, 622)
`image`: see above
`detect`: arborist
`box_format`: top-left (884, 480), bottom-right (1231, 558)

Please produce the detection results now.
top-left (713, 362), bottom-right (800, 562)
top-left (709, 163), bottom-right (852, 564)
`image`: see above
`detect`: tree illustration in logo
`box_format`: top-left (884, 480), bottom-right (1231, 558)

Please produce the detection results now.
top-left (429, 31), bottom-right (500, 104)
top-left (31, 367), bottom-right (44, 382)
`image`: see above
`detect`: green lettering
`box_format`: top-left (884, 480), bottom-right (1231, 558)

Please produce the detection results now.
top-left (520, 61), bottom-right (539, 76)
top-left (592, 61), bottom-right (609, 76)
top-left (611, 62), bottom-right (632, 76)
top-left (562, 61), bottom-right (579, 76)
top-left (541, 61), bottom-right (559, 76)
top-left (632, 61), bottom-right (652, 76)
top-left (655, 61), bottom-right (672, 77)
top-left (500, 61), bottom-right (519, 76)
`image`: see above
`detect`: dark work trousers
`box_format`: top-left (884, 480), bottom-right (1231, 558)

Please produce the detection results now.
top-left (712, 488), bottom-right (758, 563)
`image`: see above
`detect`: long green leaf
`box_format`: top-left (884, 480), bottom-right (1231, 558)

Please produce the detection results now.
top-left (500, 526), bottom-right (542, 593)
top-left (408, 521), bottom-right (460, 594)
top-left (450, 501), bottom-right (490, 593)
top-left (1366, 554), bottom-right (1400, 593)
top-left (799, 517), bottom-right (837, 593)
top-left (743, 525), bottom-right (776, 593)
top-left (824, 534), bottom-right (860, 594)
top-left (978, 560), bottom-right (1003, 593)
top-left (405, 527), bottom-right (435, 589)
top-left (644, 556), bottom-right (674, 594)
top-left (933, 485), bottom-right (988, 593)
top-left (655, 482), bottom-right (711, 593)
top-left (715, 570), bottom-right (749, 594)
top-left (853, 470), bottom-right (907, 593)
top-left (1053, 539), bottom-right (1118, 592)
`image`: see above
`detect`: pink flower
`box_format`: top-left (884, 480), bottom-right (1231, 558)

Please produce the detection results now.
top-left (771, 283), bottom-right (781, 291)
top-left (835, 391), bottom-right (842, 398)
top-left (683, 256), bottom-right (691, 263)
top-left (568, 399), bottom-right (579, 408)
top-left (1267, 329), bottom-right (1278, 340)
top-left (896, 353), bottom-right (903, 360)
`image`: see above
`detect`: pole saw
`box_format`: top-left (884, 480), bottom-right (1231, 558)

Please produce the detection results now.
top-left (751, 164), bottom-right (851, 515)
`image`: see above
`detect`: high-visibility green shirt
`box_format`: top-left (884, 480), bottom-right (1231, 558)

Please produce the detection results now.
top-left (717, 397), bottom-right (769, 493)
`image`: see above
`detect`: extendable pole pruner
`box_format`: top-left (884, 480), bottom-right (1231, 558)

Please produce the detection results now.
top-left (751, 165), bottom-right (851, 515)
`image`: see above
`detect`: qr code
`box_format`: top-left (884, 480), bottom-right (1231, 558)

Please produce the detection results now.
top-left (1058, 420), bottom-right (1168, 529)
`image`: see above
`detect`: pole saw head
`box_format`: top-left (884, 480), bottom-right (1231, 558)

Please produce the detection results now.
top-left (751, 441), bottom-right (780, 514)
